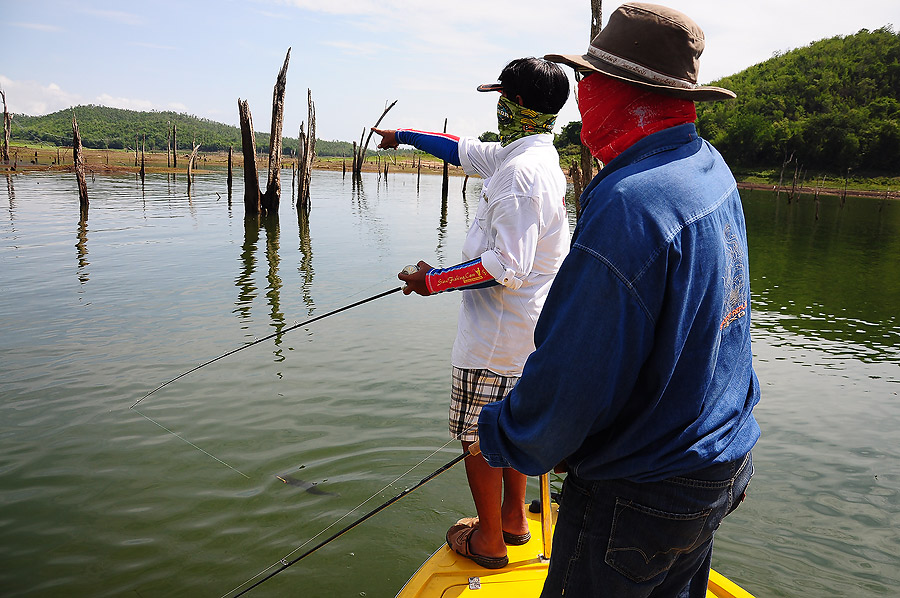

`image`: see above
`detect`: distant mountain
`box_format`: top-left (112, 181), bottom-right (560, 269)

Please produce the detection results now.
top-left (696, 26), bottom-right (899, 174)
top-left (8, 104), bottom-right (357, 157)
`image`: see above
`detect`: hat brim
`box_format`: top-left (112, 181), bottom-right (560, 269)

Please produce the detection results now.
top-left (544, 52), bottom-right (735, 102)
top-left (476, 83), bottom-right (503, 93)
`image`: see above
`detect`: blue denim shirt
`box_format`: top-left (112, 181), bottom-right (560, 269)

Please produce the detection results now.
top-left (478, 123), bottom-right (760, 482)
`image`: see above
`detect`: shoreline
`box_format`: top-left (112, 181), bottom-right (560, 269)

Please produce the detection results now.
top-left (1, 144), bottom-right (896, 200)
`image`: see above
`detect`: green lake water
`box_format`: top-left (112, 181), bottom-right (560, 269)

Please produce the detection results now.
top-left (1, 169), bottom-right (898, 597)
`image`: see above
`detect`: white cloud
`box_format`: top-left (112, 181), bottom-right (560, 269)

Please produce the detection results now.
top-left (322, 40), bottom-right (388, 57)
top-left (0, 76), bottom-right (80, 115)
top-left (78, 8), bottom-right (145, 26)
top-left (0, 76), bottom-right (187, 116)
top-left (10, 22), bottom-right (63, 32)
top-left (93, 94), bottom-right (188, 113)
top-left (130, 41), bottom-right (179, 51)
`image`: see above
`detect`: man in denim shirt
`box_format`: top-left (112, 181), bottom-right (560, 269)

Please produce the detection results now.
top-left (476, 4), bottom-right (760, 596)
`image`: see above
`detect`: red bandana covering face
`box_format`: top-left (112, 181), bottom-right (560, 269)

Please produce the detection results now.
top-left (577, 73), bottom-right (697, 165)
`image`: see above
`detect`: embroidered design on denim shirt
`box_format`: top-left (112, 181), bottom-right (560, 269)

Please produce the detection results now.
top-left (720, 223), bottom-right (747, 331)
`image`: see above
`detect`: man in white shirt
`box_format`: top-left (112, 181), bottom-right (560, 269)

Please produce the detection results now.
top-left (373, 57), bottom-right (570, 569)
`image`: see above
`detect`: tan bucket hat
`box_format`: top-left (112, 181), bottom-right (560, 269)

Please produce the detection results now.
top-left (545, 2), bottom-right (735, 101)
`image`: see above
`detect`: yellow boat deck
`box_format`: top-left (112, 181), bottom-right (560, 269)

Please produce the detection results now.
top-left (396, 503), bottom-right (754, 598)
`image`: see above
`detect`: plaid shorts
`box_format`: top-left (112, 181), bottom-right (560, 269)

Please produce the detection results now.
top-left (449, 366), bottom-right (519, 442)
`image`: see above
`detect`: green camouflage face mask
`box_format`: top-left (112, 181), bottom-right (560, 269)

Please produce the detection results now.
top-left (496, 95), bottom-right (557, 147)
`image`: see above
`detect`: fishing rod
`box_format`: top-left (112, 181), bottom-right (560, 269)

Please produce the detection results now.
top-left (226, 450), bottom-right (470, 597)
top-left (131, 285), bottom-right (404, 409)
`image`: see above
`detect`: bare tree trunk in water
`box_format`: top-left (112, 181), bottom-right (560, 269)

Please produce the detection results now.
top-left (227, 146), bottom-right (233, 196)
top-left (353, 100), bottom-right (398, 177)
top-left (0, 89), bottom-right (12, 164)
top-left (441, 118), bottom-right (449, 200)
top-left (570, 159), bottom-right (583, 214)
top-left (777, 150), bottom-right (794, 201)
top-left (590, 0), bottom-right (603, 39)
top-left (261, 48), bottom-right (291, 215)
top-left (72, 114), bottom-right (88, 209)
top-left (238, 98), bottom-right (261, 214)
top-left (187, 144), bottom-right (200, 192)
top-left (172, 124), bottom-right (178, 168)
top-left (578, 0), bottom-right (603, 201)
top-left (1, 88), bottom-right (10, 163)
top-left (297, 88), bottom-right (316, 210)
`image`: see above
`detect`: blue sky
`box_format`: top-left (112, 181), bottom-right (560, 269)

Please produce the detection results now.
top-left (2, 0), bottom-right (896, 142)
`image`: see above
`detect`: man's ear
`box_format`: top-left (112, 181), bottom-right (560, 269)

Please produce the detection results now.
top-left (516, 95), bottom-right (525, 107)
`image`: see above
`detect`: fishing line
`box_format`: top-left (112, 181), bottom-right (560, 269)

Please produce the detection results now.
top-left (132, 409), bottom-right (250, 479)
top-left (221, 429), bottom-right (476, 598)
top-left (131, 285), bottom-right (403, 409)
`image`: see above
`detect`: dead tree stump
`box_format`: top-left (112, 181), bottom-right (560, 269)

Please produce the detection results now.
top-left (187, 144), bottom-right (201, 191)
top-left (297, 88), bottom-right (317, 210)
top-left (0, 88), bottom-right (10, 163)
top-left (238, 98), bottom-right (262, 213)
top-left (72, 114), bottom-right (88, 209)
top-left (573, 0), bottom-right (603, 209)
top-left (238, 48), bottom-right (290, 216)
top-left (353, 100), bottom-right (398, 177)
top-left (172, 124), bottom-right (177, 168)
top-left (261, 48), bottom-right (291, 215)
top-left (227, 146), bottom-right (233, 196)
top-left (441, 118), bottom-right (449, 200)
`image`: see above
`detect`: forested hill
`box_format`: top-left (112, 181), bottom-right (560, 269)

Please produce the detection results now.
top-left (696, 26), bottom-right (899, 174)
top-left (8, 105), bottom-right (355, 158)
top-left (8, 27), bottom-right (899, 173)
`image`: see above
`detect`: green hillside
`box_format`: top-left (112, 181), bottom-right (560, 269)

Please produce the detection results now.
top-left (8, 105), bottom-right (357, 158)
top-left (695, 26), bottom-right (899, 174)
top-left (552, 27), bottom-right (898, 176)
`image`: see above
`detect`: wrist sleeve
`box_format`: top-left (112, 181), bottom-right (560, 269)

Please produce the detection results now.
top-left (425, 258), bottom-right (499, 294)
top-left (395, 129), bottom-right (461, 166)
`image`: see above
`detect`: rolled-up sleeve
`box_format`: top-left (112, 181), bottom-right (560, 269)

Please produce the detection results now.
top-left (479, 194), bottom-right (540, 290)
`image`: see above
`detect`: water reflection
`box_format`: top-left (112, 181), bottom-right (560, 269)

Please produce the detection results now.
top-left (743, 189), bottom-right (900, 362)
top-left (461, 183), bottom-right (472, 227)
top-left (351, 175), bottom-right (368, 212)
top-left (6, 173), bottom-right (14, 206)
top-left (297, 208), bottom-right (315, 314)
top-left (76, 213), bottom-right (89, 285)
top-left (235, 214), bottom-right (287, 362)
top-left (262, 215), bottom-right (286, 361)
top-left (435, 193), bottom-right (448, 264)
top-left (235, 216), bottom-right (259, 324)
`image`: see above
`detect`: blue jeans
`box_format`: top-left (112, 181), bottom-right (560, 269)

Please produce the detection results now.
top-left (542, 453), bottom-right (753, 598)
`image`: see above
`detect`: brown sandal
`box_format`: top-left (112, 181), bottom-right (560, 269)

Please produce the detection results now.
top-left (453, 516), bottom-right (531, 546)
top-left (446, 523), bottom-right (508, 569)
top-left (502, 529), bottom-right (531, 546)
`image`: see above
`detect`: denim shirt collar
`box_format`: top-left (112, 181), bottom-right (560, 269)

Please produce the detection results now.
top-left (580, 123), bottom-right (699, 213)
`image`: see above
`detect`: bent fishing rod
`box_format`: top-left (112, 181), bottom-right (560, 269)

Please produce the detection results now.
top-left (132, 284), bottom-right (404, 409)
top-left (226, 449), bottom-right (471, 597)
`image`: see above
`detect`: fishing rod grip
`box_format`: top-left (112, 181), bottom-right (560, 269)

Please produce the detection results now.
top-left (467, 439), bottom-right (481, 456)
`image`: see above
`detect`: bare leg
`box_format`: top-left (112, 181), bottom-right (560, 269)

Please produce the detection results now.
top-left (461, 440), bottom-right (507, 558)
top-left (501, 467), bottom-right (529, 536)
